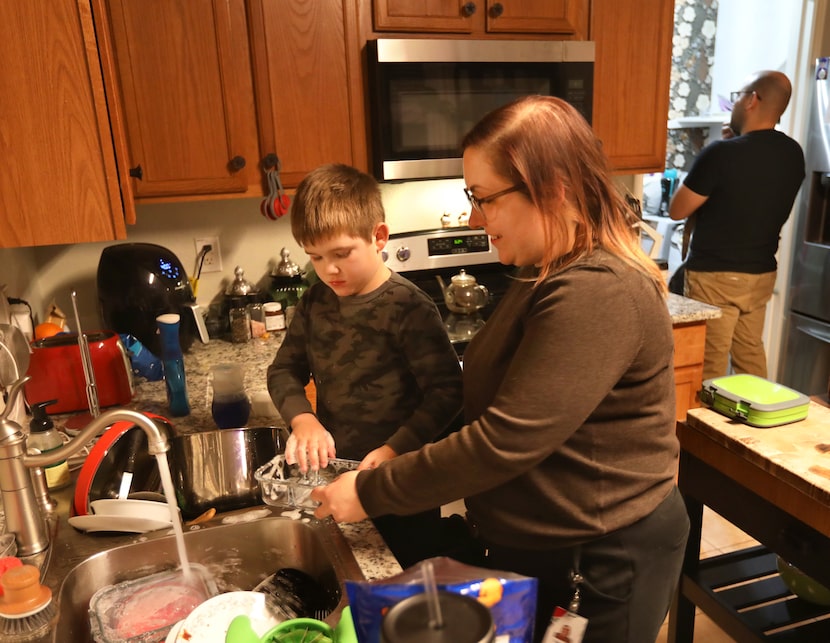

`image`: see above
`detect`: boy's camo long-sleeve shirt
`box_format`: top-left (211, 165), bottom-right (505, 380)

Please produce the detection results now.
top-left (267, 272), bottom-right (463, 460)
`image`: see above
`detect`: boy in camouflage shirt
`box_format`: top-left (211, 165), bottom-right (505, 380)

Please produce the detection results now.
top-left (267, 163), bottom-right (463, 567)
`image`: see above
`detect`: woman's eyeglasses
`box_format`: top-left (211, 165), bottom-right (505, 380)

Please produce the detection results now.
top-left (463, 184), bottom-right (525, 215)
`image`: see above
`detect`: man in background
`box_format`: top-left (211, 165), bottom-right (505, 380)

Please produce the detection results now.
top-left (669, 70), bottom-right (805, 380)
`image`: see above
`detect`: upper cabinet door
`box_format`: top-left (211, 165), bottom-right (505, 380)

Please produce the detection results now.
top-left (484, 0), bottom-right (587, 36)
top-left (248, 0), bottom-right (366, 189)
top-left (373, 0), bottom-right (587, 37)
top-left (106, 0), bottom-right (259, 198)
top-left (590, 0), bottom-right (674, 173)
top-left (0, 0), bottom-right (127, 248)
top-left (374, 0), bottom-right (477, 32)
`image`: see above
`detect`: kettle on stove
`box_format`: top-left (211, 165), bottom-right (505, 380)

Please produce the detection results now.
top-left (436, 270), bottom-right (490, 315)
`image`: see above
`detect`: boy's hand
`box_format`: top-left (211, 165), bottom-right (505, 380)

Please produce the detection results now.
top-left (286, 413), bottom-right (336, 473)
top-left (311, 471), bottom-right (368, 522)
top-left (359, 445), bottom-right (397, 470)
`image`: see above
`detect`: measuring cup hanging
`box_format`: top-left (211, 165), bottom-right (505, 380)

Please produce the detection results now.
top-left (260, 155), bottom-right (290, 220)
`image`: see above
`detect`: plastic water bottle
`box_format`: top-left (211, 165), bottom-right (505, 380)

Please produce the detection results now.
top-left (156, 314), bottom-right (191, 416)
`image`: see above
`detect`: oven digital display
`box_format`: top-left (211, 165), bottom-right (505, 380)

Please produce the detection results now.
top-left (427, 234), bottom-right (490, 256)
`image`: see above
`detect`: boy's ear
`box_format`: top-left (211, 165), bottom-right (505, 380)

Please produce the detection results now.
top-left (373, 223), bottom-right (390, 250)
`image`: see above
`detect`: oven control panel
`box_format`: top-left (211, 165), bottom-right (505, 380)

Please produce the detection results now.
top-left (385, 227), bottom-right (499, 271)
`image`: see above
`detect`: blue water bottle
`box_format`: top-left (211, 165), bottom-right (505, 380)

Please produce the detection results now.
top-left (156, 313), bottom-right (191, 416)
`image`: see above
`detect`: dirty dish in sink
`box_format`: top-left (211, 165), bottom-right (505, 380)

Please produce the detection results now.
top-left (171, 591), bottom-right (285, 642)
top-left (88, 564), bottom-right (217, 643)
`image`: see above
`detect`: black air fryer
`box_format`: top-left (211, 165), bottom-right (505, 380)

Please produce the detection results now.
top-left (97, 243), bottom-right (197, 357)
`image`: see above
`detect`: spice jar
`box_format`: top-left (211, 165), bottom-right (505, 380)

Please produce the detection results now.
top-left (264, 302), bottom-right (286, 332)
top-left (229, 302), bottom-right (251, 343)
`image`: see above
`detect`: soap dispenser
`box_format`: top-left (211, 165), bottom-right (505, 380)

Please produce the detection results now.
top-left (28, 400), bottom-right (70, 489)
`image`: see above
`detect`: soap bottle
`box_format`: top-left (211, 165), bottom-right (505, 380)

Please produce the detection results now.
top-left (28, 400), bottom-right (70, 489)
top-left (156, 313), bottom-right (191, 416)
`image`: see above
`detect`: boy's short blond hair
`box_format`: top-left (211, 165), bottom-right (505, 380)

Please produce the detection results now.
top-left (291, 163), bottom-right (385, 246)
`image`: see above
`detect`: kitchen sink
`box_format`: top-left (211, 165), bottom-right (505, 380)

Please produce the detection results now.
top-left (49, 507), bottom-right (364, 642)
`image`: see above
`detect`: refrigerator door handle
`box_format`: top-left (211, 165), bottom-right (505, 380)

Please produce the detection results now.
top-left (796, 324), bottom-right (830, 344)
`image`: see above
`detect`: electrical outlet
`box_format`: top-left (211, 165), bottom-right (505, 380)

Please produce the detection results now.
top-left (195, 236), bottom-right (222, 273)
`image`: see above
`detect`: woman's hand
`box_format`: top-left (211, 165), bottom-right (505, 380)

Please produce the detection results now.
top-left (286, 413), bottom-right (336, 473)
top-left (359, 444), bottom-right (397, 470)
top-left (311, 471), bottom-right (368, 522)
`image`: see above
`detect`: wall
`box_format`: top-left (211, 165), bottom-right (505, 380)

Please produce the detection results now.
top-left (2, 178), bottom-right (471, 332)
top-left (4, 169), bottom-right (635, 336)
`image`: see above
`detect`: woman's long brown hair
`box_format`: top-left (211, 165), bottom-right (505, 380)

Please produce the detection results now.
top-left (462, 95), bottom-right (666, 294)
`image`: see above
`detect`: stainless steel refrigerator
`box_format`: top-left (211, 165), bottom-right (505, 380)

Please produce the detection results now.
top-left (779, 57), bottom-right (830, 395)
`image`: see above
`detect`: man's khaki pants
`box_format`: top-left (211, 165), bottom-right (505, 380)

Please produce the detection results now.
top-left (685, 270), bottom-right (777, 381)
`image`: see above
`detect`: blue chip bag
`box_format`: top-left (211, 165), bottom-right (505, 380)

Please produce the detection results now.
top-left (346, 557), bottom-right (537, 643)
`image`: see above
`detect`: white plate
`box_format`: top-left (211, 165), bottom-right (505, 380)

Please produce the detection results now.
top-left (90, 498), bottom-right (179, 522)
top-left (173, 591), bottom-right (283, 642)
top-left (68, 515), bottom-right (173, 533)
top-left (165, 619), bottom-right (185, 643)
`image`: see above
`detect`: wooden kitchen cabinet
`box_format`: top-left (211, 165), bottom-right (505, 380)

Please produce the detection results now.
top-left (0, 0), bottom-right (131, 248)
top-left (103, 0), bottom-right (366, 200)
top-left (104, 0), bottom-right (260, 199)
top-left (247, 0), bottom-right (367, 189)
top-left (673, 321), bottom-right (707, 421)
top-left (373, 0), bottom-right (588, 37)
top-left (590, 0), bottom-right (674, 173)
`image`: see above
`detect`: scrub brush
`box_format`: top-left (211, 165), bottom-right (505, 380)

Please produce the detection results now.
top-left (0, 563), bottom-right (55, 642)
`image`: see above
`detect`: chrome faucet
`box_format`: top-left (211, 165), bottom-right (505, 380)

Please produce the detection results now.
top-left (0, 377), bottom-right (170, 556)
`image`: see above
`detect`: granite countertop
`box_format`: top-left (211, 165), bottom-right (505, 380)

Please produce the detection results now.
top-left (51, 332), bottom-right (402, 582)
top-left (46, 292), bottom-right (718, 580)
top-left (667, 293), bottom-right (721, 324)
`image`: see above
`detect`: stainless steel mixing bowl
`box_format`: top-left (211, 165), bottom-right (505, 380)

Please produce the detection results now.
top-left (168, 426), bottom-right (288, 519)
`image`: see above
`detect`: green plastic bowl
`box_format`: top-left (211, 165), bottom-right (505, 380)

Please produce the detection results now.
top-left (777, 556), bottom-right (830, 606)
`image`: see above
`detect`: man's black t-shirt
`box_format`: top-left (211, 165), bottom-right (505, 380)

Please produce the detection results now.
top-left (683, 129), bottom-right (805, 273)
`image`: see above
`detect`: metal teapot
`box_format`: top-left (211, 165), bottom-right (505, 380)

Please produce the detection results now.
top-left (436, 270), bottom-right (490, 315)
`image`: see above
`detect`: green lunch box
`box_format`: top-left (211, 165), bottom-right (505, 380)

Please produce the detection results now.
top-left (698, 374), bottom-right (810, 428)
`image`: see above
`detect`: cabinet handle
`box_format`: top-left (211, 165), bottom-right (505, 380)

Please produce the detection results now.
top-left (228, 155), bottom-right (246, 172)
top-left (489, 2), bottom-right (504, 18)
top-left (461, 2), bottom-right (476, 17)
top-left (129, 165), bottom-right (143, 180)
top-left (262, 153), bottom-right (279, 170)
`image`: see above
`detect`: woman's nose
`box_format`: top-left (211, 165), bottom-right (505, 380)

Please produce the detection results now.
top-left (468, 208), bottom-right (485, 229)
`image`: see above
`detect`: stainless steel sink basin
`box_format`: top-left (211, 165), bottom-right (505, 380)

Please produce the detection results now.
top-left (49, 506), bottom-right (364, 643)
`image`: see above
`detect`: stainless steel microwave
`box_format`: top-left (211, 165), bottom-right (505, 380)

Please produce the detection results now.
top-left (367, 38), bottom-right (595, 182)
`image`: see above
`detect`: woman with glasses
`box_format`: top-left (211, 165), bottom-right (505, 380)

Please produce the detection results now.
top-left (312, 95), bottom-right (689, 643)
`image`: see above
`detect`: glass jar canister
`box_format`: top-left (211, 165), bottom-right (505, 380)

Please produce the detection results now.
top-left (263, 302), bottom-right (285, 332)
top-left (229, 305), bottom-right (251, 343)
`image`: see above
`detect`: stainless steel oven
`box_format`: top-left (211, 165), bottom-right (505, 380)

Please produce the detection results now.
top-left (384, 226), bottom-right (516, 358)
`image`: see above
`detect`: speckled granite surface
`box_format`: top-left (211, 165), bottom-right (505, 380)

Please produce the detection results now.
top-left (49, 292), bottom-right (716, 581)
top-left (667, 293), bottom-right (721, 323)
top-left (52, 331), bottom-right (403, 581)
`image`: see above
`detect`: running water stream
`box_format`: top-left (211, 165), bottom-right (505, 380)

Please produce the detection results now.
top-left (155, 451), bottom-right (194, 583)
